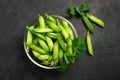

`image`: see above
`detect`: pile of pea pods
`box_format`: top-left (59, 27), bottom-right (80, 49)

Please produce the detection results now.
top-left (25, 14), bottom-right (74, 67)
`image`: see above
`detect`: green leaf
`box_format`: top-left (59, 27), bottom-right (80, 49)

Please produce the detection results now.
top-left (73, 38), bottom-right (86, 55)
top-left (79, 2), bottom-right (90, 12)
top-left (57, 63), bottom-right (68, 72)
top-left (69, 5), bottom-right (76, 16)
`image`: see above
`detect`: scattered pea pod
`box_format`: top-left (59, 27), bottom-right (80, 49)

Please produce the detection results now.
top-left (87, 14), bottom-right (104, 28)
top-left (86, 31), bottom-right (94, 56)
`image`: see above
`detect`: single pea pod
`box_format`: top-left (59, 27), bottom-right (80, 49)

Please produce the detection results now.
top-left (59, 49), bottom-right (64, 64)
top-left (38, 15), bottom-right (45, 28)
top-left (82, 13), bottom-right (94, 33)
top-left (56, 19), bottom-right (69, 39)
top-left (27, 43), bottom-right (47, 55)
top-left (57, 33), bottom-right (67, 51)
top-left (62, 20), bottom-right (70, 34)
top-left (38, 38), bottom-right (49, 52)
top-left (53, 41), bottom-right (59, 61)
top-left (26, 29), bottom-right (33, 52)
top-left (33, 28), bottom-right (54, 33)
top-left (26, 27), bottom-right (33, 44)
top-left (87, 14), bottom-right (105, 28)
top-left (45, 13), bottom-right (56, 23)
top-left (46, 21), bottom-right (61, 32)
top-left (86, 31), bottom-right (94, 56)
top-left (46, 36), bottom-right (54, 52)
top-left (32, 50), bottom-right (50, 61)
top-left (47, 33), bottom-right (57, 39)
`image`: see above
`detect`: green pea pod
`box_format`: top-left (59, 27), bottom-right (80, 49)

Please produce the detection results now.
top-left (27, 43), bottom-right (47, 55)
top-left (38, 15), bottom-right (45, 28)
top-left (38, 38), bottom-right (49, 52)
top-left (33, 28), bottom-right (54, 33)
top-left (86, 31), bottom-right (94, 56)
top-left (46, 21), bottom-right (61, 32)
top-left (53, 41), bottom-right (59, 61)
top-left (62, 20), bottom-right (70, 34)
top-left (32, 50), bottom-right (50, 61)
top-left (47, 33), bottom-right (57, 39)
top-left (26, 26), bottom-right (34, 52)
top-left (57, 33), bottom-right (67, 51)
top-left (26, 28), bottom-right (33, 44)
top-left (45, 13), bottom-right (56, 23)
top-left (56, 19), bottom-right (69, 39)
top-left (46, 36), bottom-right (54, 52)
top-left (59, 49), bottom-right (64, 64)
top-left (87, 14), bottom-right (104, 28)
top-left (82, 13), bottom-right (94, 33)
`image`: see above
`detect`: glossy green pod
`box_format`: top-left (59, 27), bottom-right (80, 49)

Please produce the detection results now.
top-left (87, 14), bottom-right (104, 28)
top-left (27, 43), bottom-right (47, 55)
top-left (86, 31), bottom-right (94, 56)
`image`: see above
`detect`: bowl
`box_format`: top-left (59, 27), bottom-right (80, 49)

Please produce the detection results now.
top-left (23, 15), bottom-right (78, 69)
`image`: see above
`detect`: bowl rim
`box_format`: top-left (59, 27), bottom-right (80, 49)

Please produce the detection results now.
top-left (23, 15), bottom-right (78, 69)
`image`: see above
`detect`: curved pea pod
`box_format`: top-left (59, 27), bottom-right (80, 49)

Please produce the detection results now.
top-left (86, 31), bottom-right (94, 56)
top-left (87, 14), bottom-right (104, 28)
top-left (38, 39), bottom-right (49, 52)
top-left (47, 33), bottom-right (57, 39)
top-left (46, 36), bottom-right (54, 52)
top-left (27, 43), bottom-right (47, 55)
top-left (45, 13), bottom-right (56, 23)
top-left (82, 14), bottom-right (94, 33)
top-left (32, 50), bottom-right (50, 61)
top-left (62, 20), bottom-right (70, 34)
top-left (57, 33), bottom-right (67, 51)
top-left (38, 15), bottom-right (45, 28)
top-left (53, 41), bottom-right (59, 61)
top-left (59, 49), bottom-right (63, 64)
top-left (56, 19), bottom-right (69, 39)
top-left (34, 33), bottom-right (46, 40)
top-left (46, 21), bottom-right (61, 32)
top-left (26, 28), bottom-right (33, 52)
top-left (33, 28), bottom-right (54, 33)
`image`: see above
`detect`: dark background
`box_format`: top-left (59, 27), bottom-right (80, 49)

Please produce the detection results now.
top-left (0, 0), bottom-right (120, 80)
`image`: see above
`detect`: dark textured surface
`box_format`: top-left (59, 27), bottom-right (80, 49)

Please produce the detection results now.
top-left (0, 0), bottom-right (120, 80)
